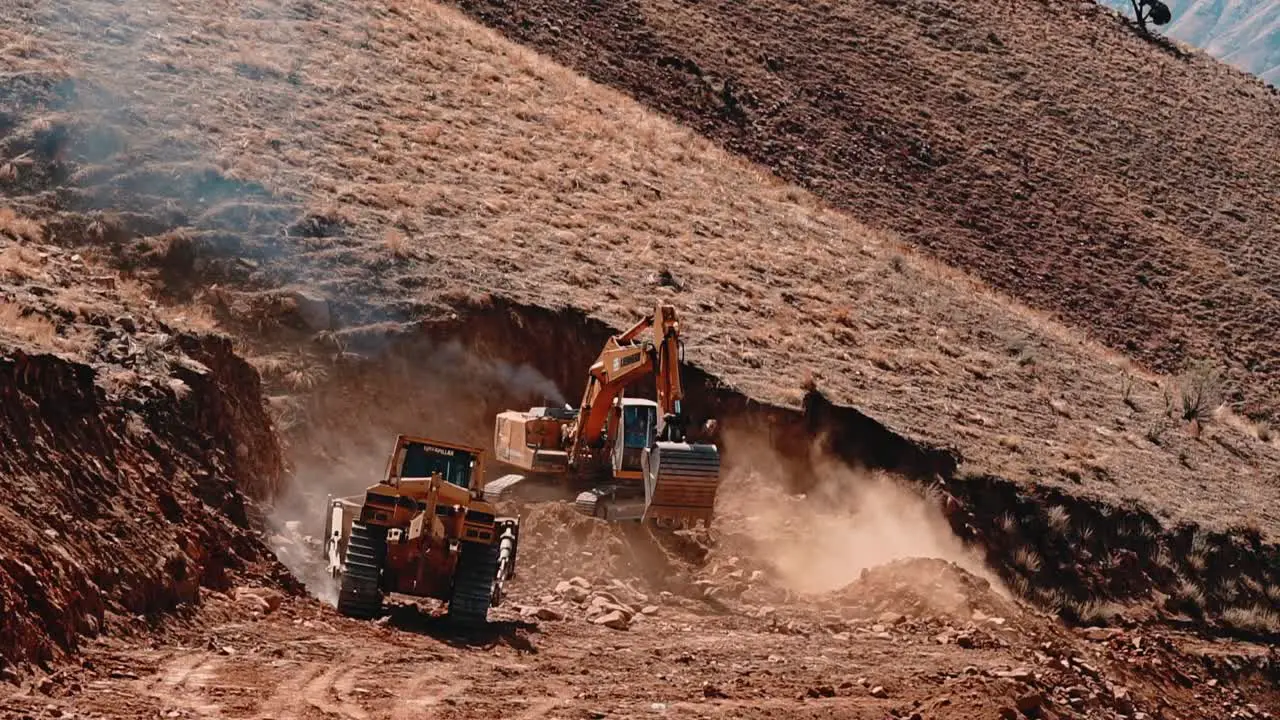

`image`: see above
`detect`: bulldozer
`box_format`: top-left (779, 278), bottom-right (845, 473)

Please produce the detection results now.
top-left (322, 435), bottom-right (520, 623)
top-left (486, 303), bottom-right (722, 526)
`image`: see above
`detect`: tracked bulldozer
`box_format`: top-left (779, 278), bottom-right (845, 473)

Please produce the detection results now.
top-left (323, 435), bottom-right (519, 624)
top-left (487, 304), bottom-right (722, 526)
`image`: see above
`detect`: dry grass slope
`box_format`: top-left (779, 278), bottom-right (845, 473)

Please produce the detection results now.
top-left (450, 0), bottom-right (1280, 424)
top-left (3, 0), bottom-right (1280, 539)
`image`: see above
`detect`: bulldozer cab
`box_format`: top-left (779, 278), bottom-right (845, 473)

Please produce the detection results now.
top-left (386, 435), bottom-right (484, 491)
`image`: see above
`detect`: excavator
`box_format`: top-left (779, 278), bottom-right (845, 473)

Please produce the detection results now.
top-left (486, 304), bottom-right (722, 526)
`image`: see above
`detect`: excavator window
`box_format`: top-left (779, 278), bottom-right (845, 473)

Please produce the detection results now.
top-left (622, 404), bottom-right (657, 450)
top-left (400, 441), bottom-right (475, 489)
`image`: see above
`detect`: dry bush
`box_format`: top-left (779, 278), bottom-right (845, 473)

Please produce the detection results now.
top-left (1222, 605), bottom-right (1280, 634)
top-left (1176, 360), bottom-right (1222, 424)
top-left (1069, 599), bottom-right (1125, 625)
top-left (1077, 523), bottom-right (1095, 543)
top-left (285, 363), bottom-right (327, 391)
top-left (249, 354), bottom-right (291, 378)
top-left (1013, 547), bottom-right (1042, 573)
top-left (0, 245), bottom-right (42, 278)
top-left (1174, 576), bottom-right (1206, 609)
top-left (0, 301), bottom-right (56, 346)
top-left (1152, 545), bottom-right (1173, 569)
top-left (165, 301), bottom-right (220, 332)
top-left (997, 511), bottom-right (1018, 534)
top-left (1046, 505), bottom-right (1071, 534)
top-left (383, 228), bottom-right (410, 258)
top-left (103, 370), bottom-right (140, 395)
top-left (0, 208), bottom-right (44, 241)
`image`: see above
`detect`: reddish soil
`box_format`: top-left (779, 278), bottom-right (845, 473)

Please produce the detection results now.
top-left (450, 0), bottom-right (1280, 422)
top-left (0, 1), bottom-right (1278, 716)
top-left (0, 235), bottom-right (293, 671)
top-left (3, 507), bottom-right (1277, 719)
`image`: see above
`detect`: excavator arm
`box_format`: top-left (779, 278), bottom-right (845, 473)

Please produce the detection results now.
top-left (568, 304), bottom-right (719, 526)
top-left (570, 304), bottom-right (688, 452)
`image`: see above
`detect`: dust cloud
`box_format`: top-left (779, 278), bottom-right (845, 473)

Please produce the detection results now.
top-left (715, 427), bottom-right (1003, 597)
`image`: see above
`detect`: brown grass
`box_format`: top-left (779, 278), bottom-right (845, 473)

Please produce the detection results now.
top-left (1222, 605), bottom-right (1280, 635)
top-left (0, 246), bottom-right (42, 279)
top-left (0, 208), bottom-right (44, 242)
top-left (447, 0), bottom-right (1280, 429)
top-left (3, 0), bottom-right (1280, 539)
top-left (0, 301), bottom-right (56, 346)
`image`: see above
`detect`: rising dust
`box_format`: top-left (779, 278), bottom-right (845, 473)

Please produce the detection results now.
top-left (714, 427), bottom-right (1005, 599)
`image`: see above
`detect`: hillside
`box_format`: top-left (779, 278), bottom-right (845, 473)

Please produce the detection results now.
top-left (6, 0), bottom-right (1280, 533)
top-left (1, 0), bottom-right (1279, 715)
top-left (1100, 0), bottom-right (1280, 84)
top-left (451, 0), bottom-right (1280, 425)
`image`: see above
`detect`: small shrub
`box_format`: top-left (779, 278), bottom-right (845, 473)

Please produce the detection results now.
top-left (1174, 576), bottom-right (1206, 609)
top-left (0, 207), bottom-right (44, 241)
top-left (1013, 547), bottom-right (1042, 573)
top-left (998, 511), bottom-right (1018, 534)
top-left (1120, 371), bottom-right (1139, 411)
top-left (285, 363), bottom-right (327, 390)
top-left (1177, 360), bottom-right (1222, 424)
top-left (1046, 505), bottom-right (1071, 534)
top-left (1070, 600), bottom-right (1125, 625)
top-left (383, 228), bottom-right (411, 258)
top-left (1222, 605), bottom-right (1280, 635)
top-left (1127, 0), bottom-right (1173, 32)
top-left (1077, 523), bottom-right (1095, 544)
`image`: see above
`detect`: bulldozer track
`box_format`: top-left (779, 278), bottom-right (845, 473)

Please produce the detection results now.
top-left (337, 522), bottom-right (387, 619)
top-left (448, 540), bottom-right (500, 624)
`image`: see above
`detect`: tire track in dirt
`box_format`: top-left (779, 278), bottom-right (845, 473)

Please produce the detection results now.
top-left (301, 660), bottom-right (371, 720)
top-left (390, 670), bottom-right (472, 713)
top-left (253, 660), bottom-right (324, 720)
top-left (146, 652), bottom-right (228, 717)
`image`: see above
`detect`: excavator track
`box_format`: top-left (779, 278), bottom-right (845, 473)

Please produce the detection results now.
top-left (447, 540), bottom-right (500, 625)
top-left (337, 522), bottom-right (387, 619)
top-left (643, 441), bottom-right (721, 526)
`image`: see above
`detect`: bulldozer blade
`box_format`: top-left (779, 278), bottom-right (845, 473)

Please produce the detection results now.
top-left (642, 441), bottom-right (720, 526)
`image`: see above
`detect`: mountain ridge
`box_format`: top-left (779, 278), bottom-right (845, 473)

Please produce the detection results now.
top-left (1101, 0), bottom-right (1280, 83)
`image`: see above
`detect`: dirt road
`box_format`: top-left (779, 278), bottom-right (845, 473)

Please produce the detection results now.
top-left (4, 550), bottom-right (1276, 720)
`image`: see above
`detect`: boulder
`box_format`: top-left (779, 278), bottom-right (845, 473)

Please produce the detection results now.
top-left (288, 289), bottom-right (331, 331)
top-left (594, 610), bottom-right (630, 630)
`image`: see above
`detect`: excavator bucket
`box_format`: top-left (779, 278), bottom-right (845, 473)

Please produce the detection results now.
top-left (641, 441), bottom-right (721, 526)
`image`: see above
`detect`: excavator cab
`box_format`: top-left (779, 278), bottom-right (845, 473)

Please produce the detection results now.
top-left (613, 398), bottom-right (658, 478)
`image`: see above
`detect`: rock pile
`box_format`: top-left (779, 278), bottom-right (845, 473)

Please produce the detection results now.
top-left (518, 575), bottom-right (662, 631)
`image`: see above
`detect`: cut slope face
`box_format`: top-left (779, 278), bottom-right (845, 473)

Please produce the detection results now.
top-left (450, 0), bottom-right (1280, 422)
top-left (0, 232), bottom-right (289, 669)
top-left (5, 0), bottom-right (1280, 545)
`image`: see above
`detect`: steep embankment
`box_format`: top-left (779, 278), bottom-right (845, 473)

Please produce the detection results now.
top-left (450, 0), bottom-right (1280, 424)
top-left (4, 0), bottom-right (1280, 641)
top-left (0, 229), bottom-right (291, 670)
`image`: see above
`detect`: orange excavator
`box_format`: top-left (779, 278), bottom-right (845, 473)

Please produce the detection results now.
top-left (487, 304), bottom-right (721, 526)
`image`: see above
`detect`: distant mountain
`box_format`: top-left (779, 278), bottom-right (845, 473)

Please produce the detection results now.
top-left (1101, 0), bottom-right (1280, 84)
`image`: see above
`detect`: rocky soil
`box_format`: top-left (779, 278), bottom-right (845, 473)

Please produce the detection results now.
top-left (0, 228), bottom-right (294, 671)
top-left (0, 0), bottom-right (1277, 717)
top-left (3, 506), bottom-right (1277, 719)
